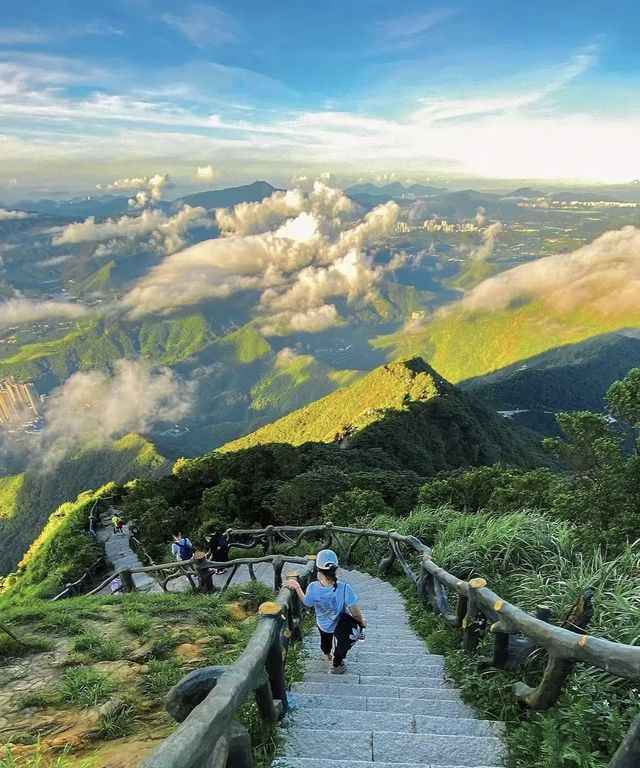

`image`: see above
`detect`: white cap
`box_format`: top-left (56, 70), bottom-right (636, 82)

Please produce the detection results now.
top-left (316, 549), bottom-right (338, 569)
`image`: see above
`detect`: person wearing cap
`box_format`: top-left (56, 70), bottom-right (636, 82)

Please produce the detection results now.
top-left (284, 549), bottom-right (366, 674)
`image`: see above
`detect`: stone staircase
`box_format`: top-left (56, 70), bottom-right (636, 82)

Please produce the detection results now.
top-left (274, 568), bottom-right (505, 768)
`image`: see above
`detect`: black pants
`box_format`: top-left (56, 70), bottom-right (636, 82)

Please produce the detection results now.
top-left (318, 626), bottom-right (350, 667)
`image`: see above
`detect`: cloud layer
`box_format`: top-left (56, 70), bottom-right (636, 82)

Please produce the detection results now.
top-left (39, 359), bottom-right (195, 468)
top-left (121, 184), bottom-right (400, 332)
top-left (460, 225), bottom-right (640, 317)
top-left (0, 208), bottom-right (32, 220)
top-left (52, 204), bottom-right (210, 257)
top-left (0, 298), bottom-right (87, 327)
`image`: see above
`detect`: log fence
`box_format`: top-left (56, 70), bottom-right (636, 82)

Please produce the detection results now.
top-left (50, 518), bottom-right (639, 766)
top-left (138, 523), bottom-right (640, 768)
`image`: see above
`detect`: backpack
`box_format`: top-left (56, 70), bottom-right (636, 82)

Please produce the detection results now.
top-left (177, 538), bottom-right (193, 560)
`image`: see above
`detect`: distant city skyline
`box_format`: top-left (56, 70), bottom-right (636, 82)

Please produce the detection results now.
top-left (1, 0), bottom-right (640, 197)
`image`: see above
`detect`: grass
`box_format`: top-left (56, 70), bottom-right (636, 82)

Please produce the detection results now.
top-left (98, 700), bottom-right (142, 740)
top-left (362, 508), bottom-right (640, 768)
top-left (17, 690), bottom-right (61, 711)
top-left (0, 632), bottom-right (53, 659)
top-left (141, 659), bottom-right (186, 698)
top-left (0, 745), bottom-right (91, 768)
top-left (71, 630), bottom-right (123, 662)
top-left (58, 667), bottom-right (117, 709)
top-left (121, 611), bottom-right (152, 639)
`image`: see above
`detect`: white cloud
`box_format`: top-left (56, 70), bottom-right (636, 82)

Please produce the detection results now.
top-left (0, 208), bottom-right (32, 220)
top-left (51, 205), bottom-right (210, 257)
top-left (459, 225), bottom-right (640, 317)
top-left (97, 173), bottom-right (172, 208)
top-left (38, 360), bottom-right (195, 468)
top-left (0, 298), bottom-right (87, 326)
top-left (161, 4), bottom-right (237, 48)
top-left (216, 182), bottom-right (358, 237)
top-left (121, 186), bottom-right (400, 331)
top-left (469, 221), bottom-right (503, 263)
top-left (196, 164), bottom-right (217, 181)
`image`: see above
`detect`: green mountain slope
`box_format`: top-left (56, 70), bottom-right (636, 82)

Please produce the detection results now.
top-left (372, 300), bottom-right (640, 383)
top-left (462, 333), bottom-right (640, 413)
top-left (0, 433), bottom-right (170, 574)
top-left (222, 358), bottom-right (548, 473)
top-left (0, 314), bottom-right (212, 387)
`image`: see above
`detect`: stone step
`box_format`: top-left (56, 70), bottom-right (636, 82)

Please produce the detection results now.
top-left (303, 661), bottom-right (445, 676)
top-left (292, 682), bottom-right (463, 699)
top-left (286, 710), bottom-right (499, 738)
top-left (351, 650), bottom-right (441, 664)
top-left (290, 693), bottom-right (477, 719)
top-left (302, 672), bottom-right (446, 687)
top-left (274, 760), bottom-right (503, 768)
top-left (282, 728), bottom-right (505, 766)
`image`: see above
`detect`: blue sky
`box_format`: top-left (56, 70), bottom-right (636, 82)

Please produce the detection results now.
top-left (1, 0), bottom-right (640, 197)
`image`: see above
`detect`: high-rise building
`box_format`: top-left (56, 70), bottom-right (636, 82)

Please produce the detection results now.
top-left (0, 377), bottom-right (42, 425)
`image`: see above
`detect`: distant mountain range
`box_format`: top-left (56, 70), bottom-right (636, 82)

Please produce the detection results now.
top-left (346, 182), bottom-right (447, 198)
top-left (173, 180), bottom-right (280, 210)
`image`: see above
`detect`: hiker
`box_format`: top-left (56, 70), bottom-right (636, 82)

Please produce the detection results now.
top-left (171, 531), bottom-right (196, 589)
top-left (171, 531), bottom-right (194, 562)
top-left (205, 529), bottom-right (230, 575)
top-left (115, 517), bottom-right (125, 535)
top-left (284, 549), bottom-right (366, 675)
top-left (111, 514), bottom-right (119, 534)
top-left (110, 576), bottom-right (123, 594)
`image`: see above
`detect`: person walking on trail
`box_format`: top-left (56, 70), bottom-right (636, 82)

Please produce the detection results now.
top-left (115, 517), bottom-right (125, 535)
top-left (111, 514), bottom-right (119, 534)
top-left (284, 549), bottom-right (366, 675)
top-left (205, 529), bottom-right (230, 575)
top-left (171, 531), bottom-right (196, 589)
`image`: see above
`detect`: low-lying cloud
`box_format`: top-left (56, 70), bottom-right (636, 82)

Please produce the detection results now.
top-left (97, 173), bottom-right (173, 208)
top-left (37, 359), bottom-right (195, 469)
top-left (52, 204), bottom-right (210, 257)
top-left (460, 224), bottom-right (640, 317)
top-left (0, 298), bottom-right (87, 327)
top-left (196, 165), bottom-right (217, 181)
top-left (469, 221), bottom-right (503, 263)
top-left (215, 182), bottom-right (358, 236)
top-left (121, 185), bottom-right (400, 333)
top-left (0, 208), bottom-right (32, 220)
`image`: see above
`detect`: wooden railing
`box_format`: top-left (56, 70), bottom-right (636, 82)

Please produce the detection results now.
top-left (139, 556), bottom-right (315, 768)
top-left (139, 522), bottom-right (639, 768)
top-left (50, 496), bottom-right (113, 601)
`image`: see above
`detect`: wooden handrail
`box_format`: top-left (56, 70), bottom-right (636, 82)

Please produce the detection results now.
top-left (139, 560), bottom-right (314, 768)
top-left (138, 521), bottom-right (636, 768)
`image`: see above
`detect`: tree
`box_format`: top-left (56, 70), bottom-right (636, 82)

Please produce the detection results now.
top-left (321, 489), bottom-right (392, 528)
top-left (606, 368), bottom-right (640, 454)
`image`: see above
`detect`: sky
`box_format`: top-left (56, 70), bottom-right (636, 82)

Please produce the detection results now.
top-left (1, 0), bottom-right (640, 198)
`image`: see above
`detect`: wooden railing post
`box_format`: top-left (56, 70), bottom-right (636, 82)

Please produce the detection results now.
top-left (194, 552), bottom-right (213, 595)
top-left (463, 577), bottom-right (486, 654)
top-left (322, 522), bottom-right (334, 551)
top-left (378, 533), bottom-right (397, 576)
top-left (259, 601), bottom-right (288, 717)
top-left (272, 555), bottom-right (285, 593)
top-left (609, 712), bottom-right (640, 768)
top-left (119, 568), bottom-right (135, 593)
top-left (265, 526), bottom-right (275, 555)
top-left (286, 570), bottom-right (303, 642)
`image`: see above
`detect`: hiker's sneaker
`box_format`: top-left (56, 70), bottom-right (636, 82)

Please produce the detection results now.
top-left (330, 662), bottom-right (347, 675)
top-left (321, 653), bottom-right (332, 662)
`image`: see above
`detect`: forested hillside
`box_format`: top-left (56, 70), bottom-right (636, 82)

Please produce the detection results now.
top-left (0, 434), bottom-right (169, 573)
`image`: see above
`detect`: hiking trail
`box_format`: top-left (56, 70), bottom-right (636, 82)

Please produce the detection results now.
top-left (274, 568), bottom-right (505, 768)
